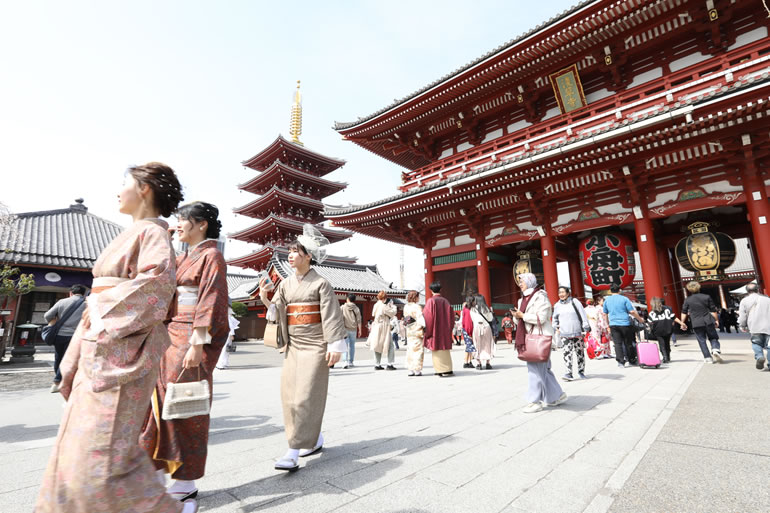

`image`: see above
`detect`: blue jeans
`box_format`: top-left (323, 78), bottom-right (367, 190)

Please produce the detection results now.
top-left (751, 333), bottom-right (770, 366)
top-left (344, 330), bottom-right (357, 365)
top-left (392, 332), bottom-right (400, 349)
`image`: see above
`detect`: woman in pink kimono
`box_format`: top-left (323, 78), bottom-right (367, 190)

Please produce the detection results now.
top-left (35, 163), bottom-right (193, 513)
top-left (139, 202), bottom-right (229, 502)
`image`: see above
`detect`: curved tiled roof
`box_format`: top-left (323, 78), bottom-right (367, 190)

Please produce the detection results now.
top-left (326, 71), bottom-right (770, 218)
top-left (0, 202), bottom-right (124, 270)
top-left (333, 0), bottom-right (596, 131)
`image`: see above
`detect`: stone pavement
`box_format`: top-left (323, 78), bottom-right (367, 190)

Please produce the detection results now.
top-left (0, 333), bottom-right (764, 512)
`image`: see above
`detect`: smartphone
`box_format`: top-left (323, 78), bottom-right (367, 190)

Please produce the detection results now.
top-left (258, 271), bottom-right (274, 292)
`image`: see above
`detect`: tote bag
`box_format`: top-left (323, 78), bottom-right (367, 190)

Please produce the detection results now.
top-left (517, 317), bottom-right (552, 363)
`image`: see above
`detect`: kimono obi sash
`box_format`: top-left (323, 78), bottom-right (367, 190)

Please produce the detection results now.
top-left (287, 302), bottom-right (321, 326)
top-left (91, 276), bottom-right (128, 293)
top-left (175, 286), bottom-right (199, 319)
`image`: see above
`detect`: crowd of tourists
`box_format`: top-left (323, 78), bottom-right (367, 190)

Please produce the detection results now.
top-left (33, 161), bottom-right (770, 513)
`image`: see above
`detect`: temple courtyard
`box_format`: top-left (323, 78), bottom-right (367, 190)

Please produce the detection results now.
top-left (1, 334), bottom-right (768, 512)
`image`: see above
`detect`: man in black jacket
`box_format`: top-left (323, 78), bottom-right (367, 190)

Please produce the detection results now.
top-left (680, 281), bottom-right (721, 364)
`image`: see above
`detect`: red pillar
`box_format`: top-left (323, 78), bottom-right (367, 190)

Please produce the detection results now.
top-left (541, 233), bottom-right (559, 302)
top-left (742, 150), bottom-right (770, 294)
top-left (657, 245), bottom-right (680, 317)
top-left (476, 239), bottom-right (492, 306)
top-left (634, 215), bottom-right (664, 309)
top-left (568, 254), bottom-right (585, 303)
top-left (424, 246), bottom-right (434, 299)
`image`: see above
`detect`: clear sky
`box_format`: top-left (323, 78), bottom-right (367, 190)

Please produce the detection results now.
top-left (0, 0), bottom-right (578, 289)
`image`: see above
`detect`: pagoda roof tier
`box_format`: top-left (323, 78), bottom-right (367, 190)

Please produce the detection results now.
top-left (242, 135), bottom-right (346, 176)
top-left (238, 160), bottom-right (347, 197)
top-left (228, 246), bottom-right (408, 298)
top-left (333, 0), bottom-right (757, 170)
top-left (229, 215), bottom-right (352, 246)
top-left (233, 185), bottom-right (325, 221)
top-left (227, 243), bottom-right (359, 271)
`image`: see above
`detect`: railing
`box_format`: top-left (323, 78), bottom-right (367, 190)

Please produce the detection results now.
top-left (399, 39), bottom-right (770, 191)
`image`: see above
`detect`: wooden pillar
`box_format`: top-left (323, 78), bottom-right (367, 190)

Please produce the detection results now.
top-left (541, 233), bottom-right (559, 302)
top-left (476, 239), bottom-right (491, 306)
top-left (657, 244), bottom-right (680, 316)
top-left (741, 146), bottom-right (770, 294)
top-left (718, 284), bottom-right (728, 309)
top-left (669, 254), bottom-right (686, 309)
top-left (634, 214), bottom-right (664, 309)
top-left (568, 253), bottom-right (585, 302)
top-left (748, 237), bottom-right (764, 292)
top-left (424, 246), bottom-right (434, 299)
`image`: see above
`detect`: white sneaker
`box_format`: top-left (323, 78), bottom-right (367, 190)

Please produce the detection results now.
top-left (704, 357), bottom-right (713, 364)
top-left (523, 402), bottom-right (543, 413)
top-left (546, 392), bottom-right (568, 407)
top-left (711, 350), bottom-right (723, 363)
top-left (50, 383), bottom-right (60, 393)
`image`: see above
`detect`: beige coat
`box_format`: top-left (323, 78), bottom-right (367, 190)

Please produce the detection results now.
top-left (367, 300), bottom-right (397, 357)
top-left (518, 289), bottom-right (555, 336)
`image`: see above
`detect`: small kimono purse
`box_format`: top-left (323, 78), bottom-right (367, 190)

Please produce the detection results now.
top-left (162, 367), bottom-right (210, 421)
top-left (263, 322), bottom-right (285, 349)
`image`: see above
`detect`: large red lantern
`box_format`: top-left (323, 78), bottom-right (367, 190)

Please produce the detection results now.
top-left (579, 232), bottom-right (636, 290)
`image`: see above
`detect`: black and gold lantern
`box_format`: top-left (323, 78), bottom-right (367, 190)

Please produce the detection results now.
top-left (675, 222), bottom-right (736, 281)
top-left (513, 249), bottom-right (544, 284)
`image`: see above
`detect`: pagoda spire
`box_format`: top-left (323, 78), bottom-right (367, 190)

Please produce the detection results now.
top-left (289, 80), bottom-right (303, 146)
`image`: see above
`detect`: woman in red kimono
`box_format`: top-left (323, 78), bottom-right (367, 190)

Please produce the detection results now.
top-left (35, 163), bottom-right (190, 513)
top-left (139, 202), bottom-right (229, 501)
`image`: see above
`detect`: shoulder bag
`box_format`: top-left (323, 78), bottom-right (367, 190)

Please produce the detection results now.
top-left (517, 315), bottom-right (552, 363)
top-left (162, 367), bottom-right (210, 420)
top-left (41, 297), bottom-right (84, 345)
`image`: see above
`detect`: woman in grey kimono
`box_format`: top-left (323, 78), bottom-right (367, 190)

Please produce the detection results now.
top-left (259, 225), bottom-right (347, 472)
top-left (511, 273), bottom-right (567, 413)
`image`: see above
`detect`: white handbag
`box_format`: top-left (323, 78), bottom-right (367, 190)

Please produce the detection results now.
top-left (161, 367), bottom-right (211, 420)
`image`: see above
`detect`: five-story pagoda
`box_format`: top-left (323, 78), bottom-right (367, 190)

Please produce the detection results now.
top-left (228, 81), bottom-right (353, 270)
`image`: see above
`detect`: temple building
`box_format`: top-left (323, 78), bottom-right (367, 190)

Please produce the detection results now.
top-left (228, 82), bottom-right (407, 337)
top-left (326, 0), bottom-right (770, 316)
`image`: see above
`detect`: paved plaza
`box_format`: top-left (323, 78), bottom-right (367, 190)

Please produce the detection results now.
top-left (1, 334), bottom-right (768, 513)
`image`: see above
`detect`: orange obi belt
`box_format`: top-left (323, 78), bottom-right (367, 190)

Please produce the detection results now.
top-left (287, 303), bottom-right (321, 326)
top-left (91, 276), bottom-right (128, 294)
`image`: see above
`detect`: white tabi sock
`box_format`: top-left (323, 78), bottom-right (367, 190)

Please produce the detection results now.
top-left (283, 448), bottom-right (300, 461)
top-left (155, 469), bottom-right (167, 486)
top-left (168, 479), bottom-right (196, 493)
top-left (314, 432), bottom-right (324, 448)
top-left (181, 500), bottom-right (198, 513)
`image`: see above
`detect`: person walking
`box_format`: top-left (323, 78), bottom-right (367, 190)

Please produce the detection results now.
top-left (648, 297), bottom-right (685, 364)
top-left (452, 312), bottom-right (463, 346)
top-left (139, 201), bottom-right (230, 502)
top-left (36, 162), bottom-right (190, 513)
top-left (680, 281), bottom-right (722, 364)
top-left (512, 273), bottom-right (567, 413)
top-left (552, 286), bottom-right (590, 380)
top-left (603, 284), bottom-right (646, 368)
top-left (259, 225), bottom-right (347, 472)
top-left (341, 293), bottom-right (362, 369)
top-left (421, 281), bottom-right (454, 376)
top-left (460, 298), bottom-right (476, 368)
top-left (43, 284), bottom-right (87, 393)
top-left (737, 282), bottom-right (770, 371)
top-left (471, 295), bottom-right (496, 370)
top-left (390, 314), bottom-right (401, 350)
top-left (403, 290), bottom-right (424, 376)
top-left (502, 312), bottom-right (515, 344)
top-left (215, 305), bottom-right (240, 370)
top-left (368, 291), bottom-right (397, 370)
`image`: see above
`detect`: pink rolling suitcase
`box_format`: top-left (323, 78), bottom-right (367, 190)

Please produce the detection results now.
top-left (637, 342), bottom-right (661, 369)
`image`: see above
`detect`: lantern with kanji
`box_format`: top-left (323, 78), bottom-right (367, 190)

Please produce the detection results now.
top-left (675, 222), bottom-right (735, 281)
top-left (513, 249), bottom-right (544, 284)
top-left (579, 232), bottom-right (636, 290)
